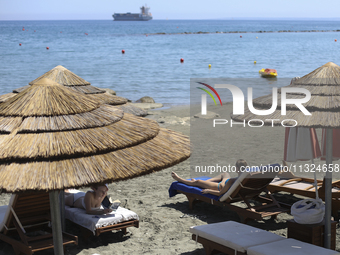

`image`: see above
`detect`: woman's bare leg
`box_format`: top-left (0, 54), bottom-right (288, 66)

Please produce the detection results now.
top-left (207, 172), bottom-right (231, 182)
top-left (171, 172), bottom-right (221, 190)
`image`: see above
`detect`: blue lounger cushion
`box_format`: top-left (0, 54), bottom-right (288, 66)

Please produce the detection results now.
top-left (169, 176), bottom-right (221, 201)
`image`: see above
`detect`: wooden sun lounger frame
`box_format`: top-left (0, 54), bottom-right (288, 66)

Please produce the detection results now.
top-left (268, 177), bottom-right (340, 219)
top-left (0, 192), bottom-right (77, 255)
top-left (191, 234), bottom-right (246, 255)
top-left (72, 218), bottom-right (140, 240)
top-left (178, 174), bottom-right (290, 223)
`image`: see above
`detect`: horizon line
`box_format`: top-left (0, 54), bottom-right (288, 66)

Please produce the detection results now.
top-left (1, 17), bottom-right (340, 21)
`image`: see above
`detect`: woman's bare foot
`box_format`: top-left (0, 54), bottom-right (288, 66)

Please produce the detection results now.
top-left (171, 172), bottom-right (181, 181)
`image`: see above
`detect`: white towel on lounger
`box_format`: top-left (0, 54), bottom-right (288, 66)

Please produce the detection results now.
top-left (65, 205), bottom-right (139, 235)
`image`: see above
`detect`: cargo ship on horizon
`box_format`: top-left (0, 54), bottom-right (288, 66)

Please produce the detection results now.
top-left (113, 5), bottom-right (152, 21)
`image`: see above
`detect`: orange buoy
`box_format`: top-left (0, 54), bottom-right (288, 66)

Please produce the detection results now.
top-left (22, 28), bottom-right (25, 31)
top-left (335, 39), bottom-right (337, 42)
top-left (180, 58), bottom-right (184, 63)
top-left (122, 49), bottom-right (125, 54)
top-left (240, 35), bottom-right (242, 38)
top-left (19, 43), bottom-right (22, 46)
top-left (46, 47), bottom-right (49, 50)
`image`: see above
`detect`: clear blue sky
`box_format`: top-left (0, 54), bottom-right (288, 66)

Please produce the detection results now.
top-left (1, 0), bottom-right (340, 20)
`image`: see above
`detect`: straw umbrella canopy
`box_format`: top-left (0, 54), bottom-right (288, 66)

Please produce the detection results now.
top-left (0, 93), bottom-right (16, 103)
top-left (231, 62), bottom-right (340, 248)
top-left (12, 65), bottom-right (148, 116)
top-left (0, 77), bottom-right (190, 254)
top-left (0, 78), bottom-right (190, 192)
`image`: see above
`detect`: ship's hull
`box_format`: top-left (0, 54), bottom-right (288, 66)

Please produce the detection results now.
top-left (113, 13), bottom-right (152, 21)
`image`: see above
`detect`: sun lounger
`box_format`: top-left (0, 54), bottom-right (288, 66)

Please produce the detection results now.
top-left (268, 174), bottom-right (340, 219)
top-left (247, 238), bottom-right (339, 255)
top-left (190, 221), bottom-right (339, 255)
top-left (0, 192), bottom-right (77, 255)
top-left (269, 176), bottom-right (340, 199)
top-left (190, 221), bottom-right (284, 255)
top-left (169, 164), bottom-right (289, 222)
top-left (64, 190), bottom-right (139, 239)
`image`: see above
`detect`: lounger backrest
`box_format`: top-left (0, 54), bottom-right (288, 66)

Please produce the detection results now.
top-left (219, 170), bottom-right (277, 202)
top-left (4, 192), bottom-right (50, 233)
top-left (0, 194), bottom-right (16, 232)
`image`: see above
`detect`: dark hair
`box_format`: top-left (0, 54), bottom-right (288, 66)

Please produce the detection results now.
top-left (91, 184), bottom-right (108, 190)
top-left (236, 159), bottom-right (248, 169)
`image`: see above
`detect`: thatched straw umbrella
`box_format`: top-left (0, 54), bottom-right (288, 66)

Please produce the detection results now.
top-left (0, 78), bottom-right (190, 254)
top-left (0, 92), bottom-right (16, 103)
top-left (12, 65), bottom-right (148, 116)
top-left (231, 62), bottom-right (340, 248)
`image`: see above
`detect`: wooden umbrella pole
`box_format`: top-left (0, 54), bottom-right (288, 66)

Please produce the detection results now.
top-left (59, 190), bottom-right (65, 231)
top-left (50, 191), bottom-right (64, 255)
top-left (324, 128), bottom-right (333, 249)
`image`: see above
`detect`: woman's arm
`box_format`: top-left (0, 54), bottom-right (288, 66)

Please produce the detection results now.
top-left (85, 208), bottom-right (112, 215)
top-left (205, 173), bottom-right (224, 183)
top-left (201, 189), bottom-right (221, 196)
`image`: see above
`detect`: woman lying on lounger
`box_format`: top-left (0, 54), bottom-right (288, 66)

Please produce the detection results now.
top-left (65, 184), bottom-right (113, 215)
top-left (171, 159), bottom-right (248, 196)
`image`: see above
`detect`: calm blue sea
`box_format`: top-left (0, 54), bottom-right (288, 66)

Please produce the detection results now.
top-left (0, 20), bottom-right (340, 106)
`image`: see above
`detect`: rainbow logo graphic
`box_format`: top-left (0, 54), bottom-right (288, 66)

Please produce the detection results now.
top-left (197, 82), bottom-right (223, 106)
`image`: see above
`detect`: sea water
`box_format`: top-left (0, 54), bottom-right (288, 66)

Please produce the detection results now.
top-left (0, 20), bottom-right (340, 106)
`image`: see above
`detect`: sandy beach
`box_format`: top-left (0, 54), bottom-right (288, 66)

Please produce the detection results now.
top-left (0, 103), bottom-right (339, 255)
